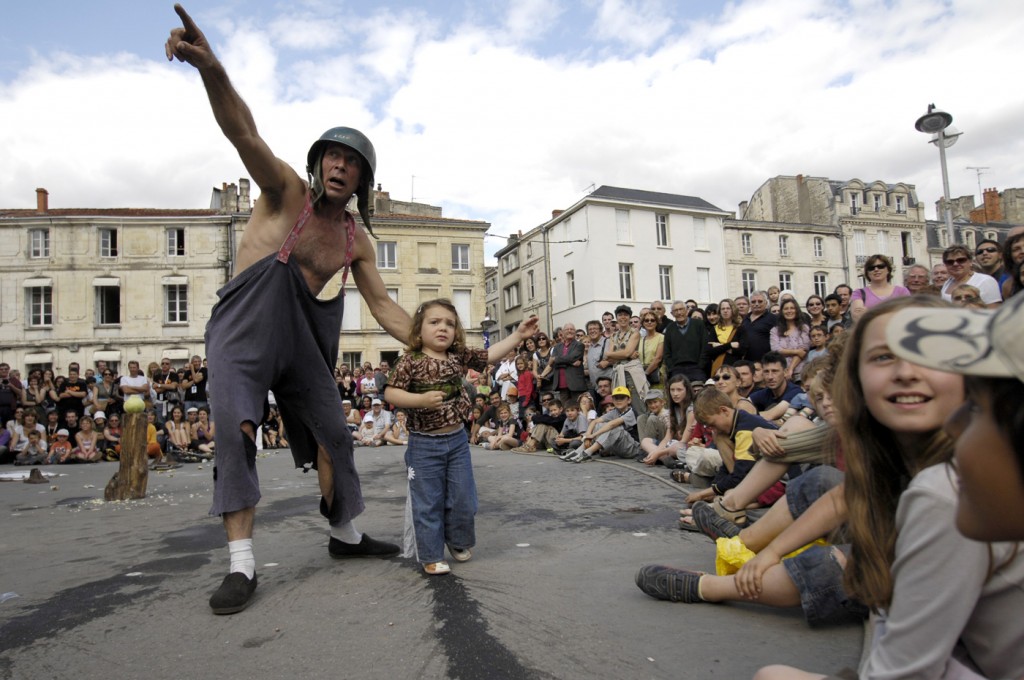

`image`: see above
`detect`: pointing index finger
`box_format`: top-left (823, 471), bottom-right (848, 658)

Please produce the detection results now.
top-left (174, 3), bottom-right (200, 33)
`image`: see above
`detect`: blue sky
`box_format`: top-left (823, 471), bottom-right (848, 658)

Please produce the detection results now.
top-left (2, 0), bottom-right (1021, 261)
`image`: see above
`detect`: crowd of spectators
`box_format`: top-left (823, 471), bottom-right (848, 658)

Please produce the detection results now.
top-left (0, 355), bottom-right (212, 468)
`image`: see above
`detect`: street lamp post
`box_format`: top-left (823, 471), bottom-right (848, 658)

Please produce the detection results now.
top-left (914, 104), bottom-right (961, 248)
top-left (480, 316), bottom-right (497, 349)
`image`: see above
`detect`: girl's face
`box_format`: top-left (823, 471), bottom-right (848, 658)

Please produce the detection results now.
top-left (806, 297), bottom-right (824, 316)
top-left (579, 395), bottom-right (593, 411)
top-left (858, 313), bottom-right (964, 446)
top-left (420, 305), bottom-right (458, 353)
top-left (719, 301), bottom-right (733, 322)
top-left (945, 386), bottom-right (1024, 541)
top-left (397, 411), bottom-right (407, 423)
top-left (782, 301), bottom-right (797, 321)
top-left (669, 380), bottom-right (688, 405)
top-left (172, 408), bottom-right (183, 421)
top-left (525, 338), bottom-right (536, 351)
top-left (81, 418), bottom-right (93, 431)
top-left (498, 407), bottom-right (511, 420)
top-left (515, 358), bottom-right (526, 371)
top-left (706, 310), bottom-right (720, 324)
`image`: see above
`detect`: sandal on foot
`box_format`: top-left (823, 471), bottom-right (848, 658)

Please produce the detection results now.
top-left (423, 561), bottom-right (451, 575)
top-left (678, 515), bottom-right (702, 532)
top-left (712, 496), bottom-right (748, 526)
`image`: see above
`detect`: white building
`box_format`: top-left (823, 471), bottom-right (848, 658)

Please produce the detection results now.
top-left (533, 185), bottom-right (729, 332)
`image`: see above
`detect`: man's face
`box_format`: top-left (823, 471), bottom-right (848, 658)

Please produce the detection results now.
top-left (904, 268), bottom-right (929, 293)
top-left (753, 362), bottom-right (764, 384)
top-left (671, 303), bottom-right (688, 323)
top-left (826, 299), bottom-right (841, 318)
top-left (320, 143), bottom-right (362, 203)
top-left (932, 264), bottom-right (949, 286)
top-left (66, 412), bottom-right (78, 425)
top-left (191, 356), bottom-right (202, 369)
top-left (343, 402), bottom-right (352, 413)
top-left (379, 361), bottom-right (389, 372)
top-left (651, 302), bottom-right (665, 319)
top-left (596, 380), bottom-right (611, 396)
top-left (602, 314), bottom-right (614, 331)
top-left (161, 360), bottom-right (172, 373)
top-left (490, 393), bottom-right (502, 407)
top-left (68, 370), bottom-right (79, 380)
top-left (734, 298), bottom-right (749, 316)
top-left (975, 243), bottom-right (1001, 269)
top-left (587, 323), bottom-right (601, 339)
top-left (562, 323), bottom-right (576, 340)
top-left (372, 403), bottom-right (381, 412)
top-left (735, 366), bottom-right (753, 389)
top-left (763, 362), bottom-right (785, 389)
top-left (749, 295), bottom-right (767, 316)
top-left (836, 286), bottom-right (851, 307)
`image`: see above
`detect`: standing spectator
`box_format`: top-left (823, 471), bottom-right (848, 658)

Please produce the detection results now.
top-left (823, 293), bottom-right (850, 333)
top-left (939, 245), bottom-right (1001, 306)
top-left (849, 254), bottom-right (911, 322)
top-left (118, 360), bottom-right (150, 409)
top-left (903, 264), bottom-right (932, 295)
top-left (706, 298), bottom-right (745, 376)
top-left (336, 369), bottom-right (359, 404)
top-left (769, 298), bottom-right (811, 383)
top-left (152, 359), bottom-right (180, 424)
top-left (544, 323), bottom-right (587, 406)
top-left (0, 363), bottom-right (23, 427)
top-left (180, 355), bottom-right (208, 412)
top-left (373, 361), bottom-right (389, 399)
top-left (740, 291), bottom-right (777, 362)
top-left (21, 374), bottom-right (47, 423)
top-left (359, 366), bottom-right (378, 401)
top-left (1000, 231), bottom-right (1024, 299)
top-left (583, 320), bottom-right (611, 390)
top-left (638, 311), bottom-right (664, 390)
top-left (663, 301), bottom-right (708, 384)
top-left (833, 283), bottom-right (853, 317)
top-left (604, 305), bottom-right (647, 410)
top-left (974, 238), bottom-right (1006, 287)
top-left (494, 351), bottom-right (519, 401)
top-left (56, 367), bottom-right (88, 426)
top-left (804, 295), bottom-right (826, 328)
top-left (531, 333), bottom-right (553, 392)
top-left (650, 300), bottom-right (670, 333)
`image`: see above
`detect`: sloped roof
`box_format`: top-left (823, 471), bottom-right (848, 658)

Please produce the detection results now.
top-left (589, 185), bottom-right (723, 212)
top-left (0, 208), bottom-right (220, 219)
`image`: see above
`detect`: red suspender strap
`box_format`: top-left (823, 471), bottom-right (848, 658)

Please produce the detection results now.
top-left (276, 194), bottom-right (315, 263)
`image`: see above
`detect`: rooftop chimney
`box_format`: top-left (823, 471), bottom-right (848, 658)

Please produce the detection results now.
top-left (35, 188), bottom-right (48, 213)
top-left (552, 209), bottom-right (564, 218)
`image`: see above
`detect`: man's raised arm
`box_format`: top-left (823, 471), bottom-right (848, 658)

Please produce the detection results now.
top-left (165, 4), bottom-right (292, 198)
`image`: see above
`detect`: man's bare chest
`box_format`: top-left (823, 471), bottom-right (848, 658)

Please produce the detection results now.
top-left (289, 221), bottom-right (349, 294)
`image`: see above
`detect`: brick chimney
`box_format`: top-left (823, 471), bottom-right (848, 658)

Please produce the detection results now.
top-left (239, 178), bottom-right (251, 212)
top-left (969, 188), bottom-right (1003, 224)
top-left (35, 188), bottom-right (48, 213)
top-left (551, 209), bottom-right (564, 218)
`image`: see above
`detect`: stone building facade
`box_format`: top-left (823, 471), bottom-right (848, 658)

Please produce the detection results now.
top-left (730, 175), bottom-right (929, 296)
top-left (0, 184), bottom-right (489, 376)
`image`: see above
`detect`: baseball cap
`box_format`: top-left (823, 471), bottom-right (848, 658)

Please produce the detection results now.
top-left (186, 407), bottom-right (199, 414)
top-left (644, 389), bottom-right (665, 401)
top-left (363, 413), bottom-right (374, 423)
top-left (886, 293), bottom-right (1024, 383)
top-left (371, 398), bottom-right (382, 406)
top-left (705, 378), bottom-right (716, 386)
top-left (611, 386), bottom-right (631, 398)
top-left (93, 411), bottom-right (106, 420)
top-left (57, 428), bottom-right (69, 436)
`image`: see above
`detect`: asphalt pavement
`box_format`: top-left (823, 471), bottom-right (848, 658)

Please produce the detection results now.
top-left (0, 446), bottom-right (861, 680)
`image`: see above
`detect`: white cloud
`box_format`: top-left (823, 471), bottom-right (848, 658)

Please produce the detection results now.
top-left (504, 0), bottom-right (566, 43)
top-left (2, 0), bottom-right (1023, 265)
top-left (591, 0), bottom-right (673, 50)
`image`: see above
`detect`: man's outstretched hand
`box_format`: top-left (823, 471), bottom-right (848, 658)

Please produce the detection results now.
top-left (165, 4), bottom-right (216, 69)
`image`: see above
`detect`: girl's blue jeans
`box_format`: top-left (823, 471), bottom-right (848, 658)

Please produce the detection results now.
top-left (406, 428), bottom-right (477, 563)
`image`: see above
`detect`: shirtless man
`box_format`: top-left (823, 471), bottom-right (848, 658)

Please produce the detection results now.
top-left (166, 4), bottom-right (411, 614)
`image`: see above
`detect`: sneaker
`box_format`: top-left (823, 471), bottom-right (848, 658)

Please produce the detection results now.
top-left (209, 572), bottom-right (258, 614)
top-left (691, 501), bottom-right (741, 541)
top-left (423, 561), bottom-right (451, 575)
top-left (448, 546), bottom-right (472, 562)
top-left (635, 565), bottom-right (703, 603)
top-left (329, 534), bottom-right (400, 559)
top-left (572, 450), bottom-right (592, 464)
top-left (557, 447), bottom-right (580, 461)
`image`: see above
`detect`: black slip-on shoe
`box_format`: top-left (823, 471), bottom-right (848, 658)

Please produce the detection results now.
top-left (328, 534), bottom-right (400, 559)
top-left (209, 572), bottom-right (258, 615)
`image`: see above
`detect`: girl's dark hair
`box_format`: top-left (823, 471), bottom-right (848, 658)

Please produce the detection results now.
top-left (774, 298), bottom-right (809, 335)
top-left (665, 374), bottom-right (693, 438)
top-left (967, 375), bottom-right (1024, 468)
top-left (1003, 232), bottom-right (1024, 274)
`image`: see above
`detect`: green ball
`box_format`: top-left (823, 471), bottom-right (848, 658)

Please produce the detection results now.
top-left (124, 395), bottom-right (145, 413)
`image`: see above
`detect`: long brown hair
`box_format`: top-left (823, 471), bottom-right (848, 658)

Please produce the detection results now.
top-left (836, 296), bottom-right (957, 611)
top-left (407, 298), bottom-right (466, 353)
top-left (665, 374), bottom-right (693, 439)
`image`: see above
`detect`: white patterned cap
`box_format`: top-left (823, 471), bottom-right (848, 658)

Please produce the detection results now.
top-left (886, 293), bottom-right (1024, 383)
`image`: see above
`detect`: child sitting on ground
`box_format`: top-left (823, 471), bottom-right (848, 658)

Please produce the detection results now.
top-left (563, 386), bottom-right (642, 463)
top-left (486, 404), bottom-right (520, 450)
top-left (47, 429), bottom-right (72, 464)
top-left (553, 400), bottom-right (588, 455)
top-left (356, 413), bottom-right (376, 447)
top-left (15, 430), bottom-right (47, 465)
top-left (512, 399), bottom-right (566, 452)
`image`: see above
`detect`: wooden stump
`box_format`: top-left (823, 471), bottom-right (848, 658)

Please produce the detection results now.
top-left (104, 412), bottom-right (149, 501)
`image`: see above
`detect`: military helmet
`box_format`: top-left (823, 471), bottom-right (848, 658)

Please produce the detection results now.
top-left (306, 127), bottom-right (376, 235)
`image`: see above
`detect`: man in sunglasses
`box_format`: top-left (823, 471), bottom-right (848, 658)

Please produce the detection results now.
top-left (974, 238), bottom-right (1009, 289)
top-left (938, 245), bottom-right (1002, 307)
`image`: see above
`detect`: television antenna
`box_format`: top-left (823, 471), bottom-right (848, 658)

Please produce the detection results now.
top-left (966, 166), bottom-right (990, 200)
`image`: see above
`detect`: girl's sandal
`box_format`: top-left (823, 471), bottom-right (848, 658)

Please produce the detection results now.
top-left (712, 496), bottom-right (748, 526)
top-left (423, 561), bottom-right (451, 576)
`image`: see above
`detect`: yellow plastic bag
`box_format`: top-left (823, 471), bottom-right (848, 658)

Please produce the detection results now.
top-left (715, 536), bottom-right (829, 576)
